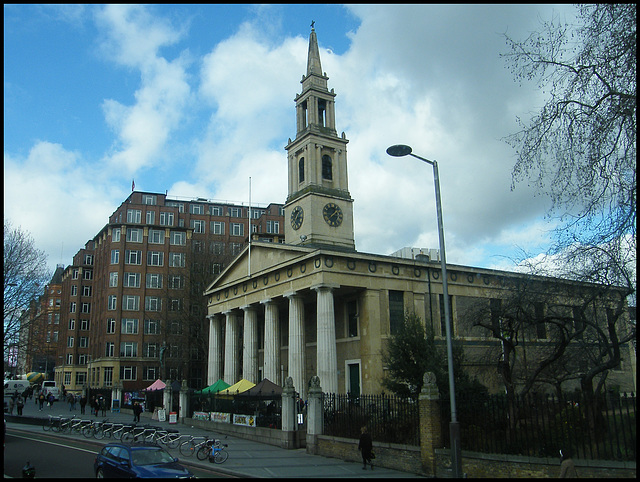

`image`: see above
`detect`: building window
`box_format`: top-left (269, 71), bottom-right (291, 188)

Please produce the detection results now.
top-left (190, 204), bottom-right (204, 214)
top-left (210, 205), bottom-right (222, 216)
top-left (166, 201), bottom-right (184, 212)
top-left (347, 300), bottom-right (358, 337)
top-left (230, 243), bottom-right (243, 256)
top-left (111, 249), bottom-right (120, 264)
top-left (146, 273), bottom-right (163, 289)
top-left (120, 366), bottom-right (137, 381)
top-left (80, 319), bottom-right (90, 331)
top-left (149, 229), bottom-right (164, 244)
top-left (169, 299), bottom-right (182, 312)
top-left (159, 212), bottom-right (174, 226)
top-left (231, 223), bottom-right (244, 237)
top-left (169, 321), bottom-right (182, 335)
top-left (144, 319), bottom-right (161, 335)
top-left (125, 250), bottom-right (142, 265)
top-left (266, 220), bottom-right (279, 234)
top-left (105, 342), bottom-right (115, 357)
top-left (169, 252), bottom-right (185, 268)
top-left (146, 210), bottom-right (155, 225)
top-left (143, 366), bottom-right (158, 381)
top-left (145, 296), bottom-right (162, 312)
top-left (147, 251), bottom-right (164, 266)
top-left (81, 302), bottom-right (91, 313)
top-left (229, 207), bottom-right (242, 218)
top-left (127, 209), bottom-right (142, 223)
top-left (122, 295), bottom-right (140, 311)
top-left (121, 318), bottom-right (139, 334)
top-left (168, 275), bottom-right (184, 289)
top-left (109, 272), bottom-right (118, 287)
top-left (79, 337), bottom-right (89, 348)
top-left (69, 302), bottom-right (76, 313)
top-left (72, 269), bottom-right (79, 280)
top-left (66, 354), bottom-right (73, 364)
top-left (120, 342), bottom-right (138, 357)
top-left (322, 155), bottom-right (333, 180)
top-left (104, 367), bottom-right (113, 387)
top-left (211, 221), bottom-right (225, 235)
top-left (106, 318), bottom-right (116, 333)
top-left (143, 194), bottom-right (157, 205)
top-left (84, 254), bottom-right (94, 265)
top-left (68, 319), bottom-right (76, 330)
top-left (170, 231), bottom-right (186, 245)
top-left (123, 272), bottom-right (141, 288)
top-left (389, 291), bottom-right (404, 335)
top-left (126, 227), bottom-right (143, 242)
top-left (82, 286), bottom-right (92, 297)
top-left (190, 219), bottom-right (205, 234)
top-left (299, 157), bottom-right (305, 183)
top-left (112, 227), bottom-right (121, 242)
top-left (211, 241), bottom-right (224, 255)
top-left (77, 354), bottom-right (88, 366)
top-left (108, 295), bottom-right (117, 311)
top-left (67, 336), bottom-right (74, 348)
top-left (71, 285), bottom-right (78, 296)
top-left (83, 269), bottom-right (93, 280)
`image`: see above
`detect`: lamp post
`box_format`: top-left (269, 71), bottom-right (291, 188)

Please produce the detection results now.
top-left (386, 144), bottom-right (462, 478)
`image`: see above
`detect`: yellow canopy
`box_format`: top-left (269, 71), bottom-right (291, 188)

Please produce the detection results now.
top-left (216, 378), bottom-right (255, 398)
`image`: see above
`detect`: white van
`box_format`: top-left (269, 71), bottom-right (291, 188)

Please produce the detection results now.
top-left (4, 379), bottom-right (31, 411)
top-left (42, 381), bottom-right (61, 401)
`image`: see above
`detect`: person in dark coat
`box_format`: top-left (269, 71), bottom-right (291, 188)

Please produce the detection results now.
top-left (80, 395), bottom-right (87, 414)
top-left (133, 401), bottom-right (143, 423)
top-left (559, 449), bottom-right (578, 477)
top-left (358, 426), bottom-right (373, 470)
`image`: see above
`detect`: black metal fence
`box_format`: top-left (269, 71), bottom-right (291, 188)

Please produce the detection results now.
top-left (189, 392), bottom-right (282, 429)
top-left (440, 390), bottom-right (636, 461)
top-left (323, 392), bottom-right (419, 446)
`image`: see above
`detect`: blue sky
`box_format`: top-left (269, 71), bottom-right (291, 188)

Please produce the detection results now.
top-left (4, 4), bottom-right (577, 275)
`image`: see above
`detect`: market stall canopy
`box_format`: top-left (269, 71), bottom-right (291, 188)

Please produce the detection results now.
top-left (143, 379), bottom-right (166, 391)
top-left (195, 379), bottom-right (231, 394)
top-left (238, 378), bottom-right (282, 397)
top-left (217, 378), bottom-right (255, 397)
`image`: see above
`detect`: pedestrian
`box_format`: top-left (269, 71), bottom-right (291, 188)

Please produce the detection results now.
top-left (80, 394), bottom-right (87, 414)
top-left (68, 393), bottom-right (74, 411)
top-left (99, 397), bottom-right (106, 417)
top-left (358, 426), bottom-right (374, 470)
top-left (133, 401), bottom-right (142, 423)
top-left (8, 396), bottom-right (15, 415)
top-left (559, 449), bottom-right (578, 477)
top-left (47, 392), bottom-right (55, 410)
top-left (16, 395), bottom-right (24, 416)
top-left (38, 391), bottom-right (45, 411)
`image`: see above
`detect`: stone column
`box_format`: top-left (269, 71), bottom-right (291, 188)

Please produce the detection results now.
top-left (224, 311), bottom-right (240, 384)
top-left (281, 376), bottom-right (298, 449)
top-left (314, 285), bottom-right (338, 394)
top-left (163, 379), bottom-right (172, 413)
top-left (207, 314), bottom-right (223, 385)
top-left (306, 375), bottom-right (324, 454)
top-left (261, 299), bottom-right (281, 385)
top-left (419, 372), bottom-right (441, 476)
top-left (242, 305), bottom-right (259, 383)
top-left (179, 379), bottom-right (188, 422)
top-left (286, 292), bottom-right (306, 400)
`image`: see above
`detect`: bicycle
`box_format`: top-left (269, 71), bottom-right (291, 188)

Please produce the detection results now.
top-left (153, 428), bottom-right (181, 447)
top-left (83, 418), bottom-right (109, 438)
top-left (68, 417), bottom-right (91, 434)
top-left (121, 424), bottom-right (158, 444)
top-left (112, 423), bottom-right (135, 440)
top-left (179, 435), bottom-right (213, 457)
top-left (198, 440), bottom-right (229, 463)
top-left (56, 416), bottom-right (78, 433)
top-left (95, 421), bottom-right (122, 440)
top-left (43, 415), bottom-right (62, 432)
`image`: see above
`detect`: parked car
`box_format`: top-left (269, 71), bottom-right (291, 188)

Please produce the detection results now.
top-left (94, 443), bottom-right (194, 478)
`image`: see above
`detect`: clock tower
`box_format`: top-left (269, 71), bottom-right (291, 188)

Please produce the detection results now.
top-left (284, 26), bottom-right (355, 251)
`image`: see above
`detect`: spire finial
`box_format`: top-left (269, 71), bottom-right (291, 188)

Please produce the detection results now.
top-left (310, 20), bottom-right (315, 30)
top-left (306, 23), bottom-right (322, 76)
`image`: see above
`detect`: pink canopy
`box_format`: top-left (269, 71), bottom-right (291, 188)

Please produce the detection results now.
top-left (143, 379), bottom-right (166, 391)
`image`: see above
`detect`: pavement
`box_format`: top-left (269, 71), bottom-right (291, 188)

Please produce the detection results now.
top-left (4, 398), bottom-right (426, 478)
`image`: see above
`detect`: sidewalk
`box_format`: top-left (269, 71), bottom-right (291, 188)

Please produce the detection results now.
top-left (5, 398), bottom-right (426, 478)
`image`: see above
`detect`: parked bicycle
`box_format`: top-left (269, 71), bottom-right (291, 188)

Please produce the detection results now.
top-left (197, 439), bottom-right (229, 464)
top-left (121, 424), bottom-right (160, 444)
top-left (94, 421), bottom-right (121, 440)
top-left (112, 423), bottom-right (136, 440)
top-left (82, 418), bottom-right (109, 438)
top-left (153, 428), bottom-right (182, 447)
top-left (179, 435), bottom-right (214, 457)
top-left (42, 415), bottom-right (62, 432)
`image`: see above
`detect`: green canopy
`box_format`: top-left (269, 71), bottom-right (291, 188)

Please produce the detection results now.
top-left (195, 378), bottom-right (230, 394)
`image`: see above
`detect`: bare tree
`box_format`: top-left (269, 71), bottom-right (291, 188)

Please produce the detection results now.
top-left (3, 221), bottom-right (50, 360)
top-left (503, 4), bottom-right (636, 260)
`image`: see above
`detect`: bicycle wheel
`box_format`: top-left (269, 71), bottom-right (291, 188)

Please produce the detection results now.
top-left (166, 434), bottom-right (182, 450)
top-left (94, 427), bottom-right (105, 440)
top-left (82, 425), bottom-right (94, 438)
top-left (196, 445), bottom-right (210, 461)
top-left (179, 441), bottom-right (195, 457)
top-left (214, 449), bottom-right (229, 464)
top-left (43, 420), bottom-right (52, 431)
top-left (121, 431), bottom-right (135, 444)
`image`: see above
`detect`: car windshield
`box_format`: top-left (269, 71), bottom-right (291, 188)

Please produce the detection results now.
top-left (131, 449), bottom-right (175, 466)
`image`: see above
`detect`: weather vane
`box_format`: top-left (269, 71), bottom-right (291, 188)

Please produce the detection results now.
top-left (311, 20), bottom-right (315, 29)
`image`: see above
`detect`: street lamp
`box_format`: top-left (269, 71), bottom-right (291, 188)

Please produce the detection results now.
top-left (386, 144), bottom-right (462, 478)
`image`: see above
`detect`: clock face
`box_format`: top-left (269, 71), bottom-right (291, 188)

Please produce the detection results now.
top-left (290, 206), bottom-right (304, 230)
top-left (323, 202), bottom-right (343, 227)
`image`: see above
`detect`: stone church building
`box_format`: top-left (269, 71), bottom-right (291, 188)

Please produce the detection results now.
top-left (204, 27), bottom-right (635, 399)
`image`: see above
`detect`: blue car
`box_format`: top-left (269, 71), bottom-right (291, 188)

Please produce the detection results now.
top-left (94, 442), bottom-right (194, 478)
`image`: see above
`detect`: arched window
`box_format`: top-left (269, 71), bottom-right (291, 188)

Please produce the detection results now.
top-left (298, 157), bottom-right (305, 183)
top-left (322, 155), bottom-right (333, 180)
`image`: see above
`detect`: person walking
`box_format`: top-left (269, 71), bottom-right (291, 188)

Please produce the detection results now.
top-left (559, 449), bottom-right (578, 477)
top-left (16, 395), bottom-right (25, 416)
top-left (47, 392), bottom-right (55, 410)
top-left (358, 426), bottom-right (374, 470)
top-left (80, 394), bottom-right (87, 414)
top-left (99, 397), bottom-right (106, 417)
top-left (133, 401), bottom-right (142, 423)
top-left (38, 391), bottom-right (45, 411)
top-left (8, 396), bottom-right (15, 416)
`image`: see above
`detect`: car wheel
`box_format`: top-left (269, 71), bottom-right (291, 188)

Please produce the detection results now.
top-left (96, 468), bottom-right (105, 478)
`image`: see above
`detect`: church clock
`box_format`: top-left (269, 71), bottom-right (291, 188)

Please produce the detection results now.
top-left (322, 203), bottom-right (343, 227)
top-left (291, 206), bottom-right (304, 230)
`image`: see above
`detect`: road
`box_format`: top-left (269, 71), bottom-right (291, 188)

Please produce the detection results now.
top-left (4, 427), bottom-right (232, 478)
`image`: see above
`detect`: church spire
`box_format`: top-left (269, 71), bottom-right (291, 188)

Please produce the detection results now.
top-left (306, 24), bottom-right (323, 77)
